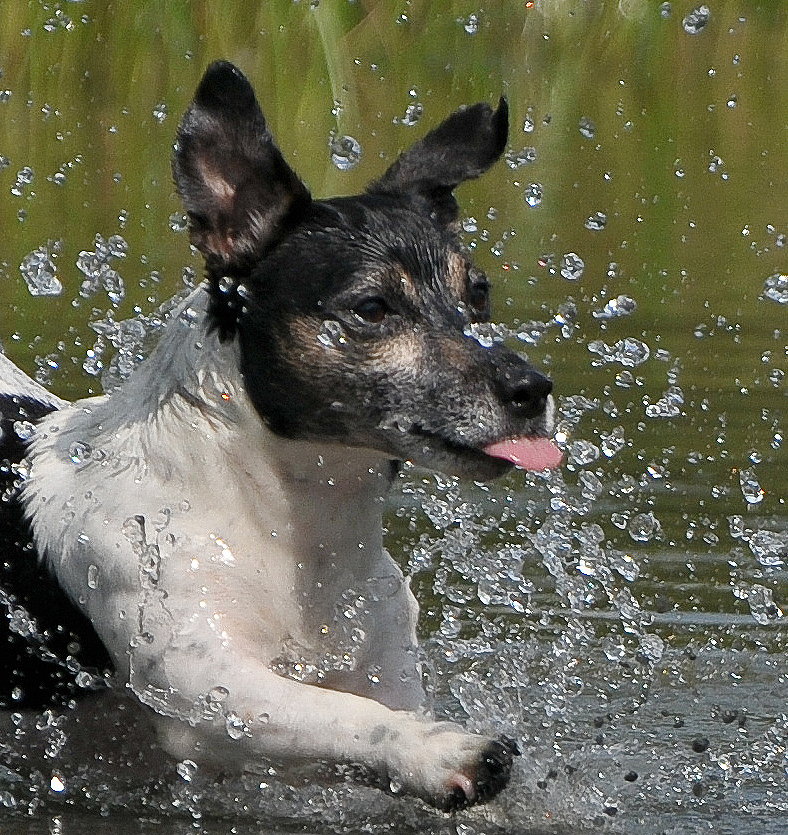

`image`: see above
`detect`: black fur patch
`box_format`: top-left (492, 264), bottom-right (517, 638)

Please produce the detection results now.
top-left (0, 394), bottom-right (113, 709)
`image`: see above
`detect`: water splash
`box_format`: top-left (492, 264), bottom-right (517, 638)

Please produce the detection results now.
top-left (683, 5), bottom-right (711, 35)
top-left (20, 241), bottom-right (63, 297)
top-left (760, 272), bottom-right (787, 304)
top-left (76, 233), bottom-right (128, 305)
top-left (584, 211), bottom-right (607, 231)
top-left (523, 182), bottom-right (543, 207)
top-left (592, 294), bottom-right (636, 319)
top-left (578, 117), bottom-right (596, 139)
top-left (588, 337), bottom-right (650, 368)
top-left (505, 147), bottom-right (537, 168)
top-left (461, 13), bottom-right (479, 35)
top-left (394, 95), bottom-right (423, 126)
top-left (560, 252), bottom-right (585, 281)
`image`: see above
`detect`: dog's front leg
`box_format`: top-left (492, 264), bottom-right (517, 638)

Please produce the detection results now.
top-left (148, 652), bottom-right (516, 811)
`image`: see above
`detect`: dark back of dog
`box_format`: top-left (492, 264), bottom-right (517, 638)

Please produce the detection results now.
top-left (0, 385), bottom-right (111, 708)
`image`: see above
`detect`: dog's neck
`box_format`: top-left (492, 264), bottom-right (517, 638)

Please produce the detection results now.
top-left (31, 288), bottom-right (395, 578)
top-left (107, 288), bottom-right (392, 549)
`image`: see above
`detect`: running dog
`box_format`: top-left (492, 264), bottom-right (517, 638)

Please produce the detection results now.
top-left (0, 61), bottom-right (561, 811)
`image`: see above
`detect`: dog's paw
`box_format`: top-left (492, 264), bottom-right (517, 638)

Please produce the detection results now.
top-left (436, 735), bottom-right (520, 812)
top-left (388, 724), bottom-right (519, 811)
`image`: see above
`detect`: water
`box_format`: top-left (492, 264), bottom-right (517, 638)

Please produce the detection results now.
top-left (683, 5), bottom-right (712, 36)
top-left (19, 242), bottom-right (63, 297)
top-left (329, 134), bottom-right (362, 171)
top-left (0, 1), bottom-right (786, 833)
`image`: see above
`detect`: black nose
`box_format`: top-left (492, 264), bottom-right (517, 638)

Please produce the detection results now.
top-left (502, 368), bottom-right (552, 419)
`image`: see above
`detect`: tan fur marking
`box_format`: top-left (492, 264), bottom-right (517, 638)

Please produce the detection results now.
top-left (372, 330), bottom-right (424, 369)
top-left (395, 267), bottom-right (419, 302)
top-left (447, 251), bottom-right (468, 297)
top-left (197, 158), bottom-right (236, 208)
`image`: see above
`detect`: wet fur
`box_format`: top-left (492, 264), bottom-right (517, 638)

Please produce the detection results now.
top-left (0, 61), bottom-right (555, 810)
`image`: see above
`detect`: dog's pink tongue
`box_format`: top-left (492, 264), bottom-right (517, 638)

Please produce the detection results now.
top-left (484, 436), bottom-right (564, 471)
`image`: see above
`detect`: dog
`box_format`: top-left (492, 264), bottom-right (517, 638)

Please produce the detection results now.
top-left (0, 61), bottom-right (561, 811)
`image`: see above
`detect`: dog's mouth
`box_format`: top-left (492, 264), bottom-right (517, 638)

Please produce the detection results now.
top-left (375, 395), bottom-right (563, 477)
top-left (402, 424), bottom-right (563, 476)
top-left (481, 435), bottom-right (563, 471)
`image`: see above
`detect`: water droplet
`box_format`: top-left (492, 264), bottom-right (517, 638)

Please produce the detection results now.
top-left (660, 2), bottom-right (672, 19)
top-left (628, 512), bottom-right (661, 542)
top-left (317, 319), bottom-right (348, 348)
top-left (560, 252), bottom-right (585, 281)
top-left (102, 267), bottom-right (125, 305)
top-left (601, 426), bottom-right (627, 458)
top-left (523, 182), bottom-right (543, 207)
top-left (578, 117), bottom-right (596, 139)
top-left (609, 550), bottom-right (640, 581)
top-left (107, 234), bottom-right (128, 258)
top-left (733, 583), bottom-right (783, 625)
top-left (592, 294), bottom-right (636, 320)
top-left (13, 420), bottom-right (36, 441)
top-left (644, 385), bottom-right (684, 418)
top-left (11, 165), bottom-right (34, 197)
top-left (87, 564), bottom-right (99, 589)
top-left (75, 670), bottom-right (102, 689)
top-left (683, 5), bottom-right (710, 35)
top-left (588, 337), bottom-right (650, 368)
top-left (152, 102), bottom-right (168, 123)
top-left (208, 685), bottom-right (229, 705)
top-left (20, 241), bottom-right (63, 296)
top-left (176, 759), bottom-right (198, 782)
top-left (568, 440), bottom-right (600, 467)
top-left (639, 633), bottom-right (665, 662)
top-left (69, 441), bottom-right (92, 464)
top-left (169, 212), bottom-right (188, 233)
top-left (708, 152), bottom-right (724, 173)
top-left (738, 467), bottom-right (764, 505)
top-left (76, 249), bottom-right (103, 278)
top-left (49, 772), bottom-right (66, 793)
top-left (747, 530), bottom-right (787, 568)
top-left (329, 134), bottom-right (362, 170)
top-left (225, 712), bottom-right (251, 740)
top-left (505, 147), bottom-right (537, 168)
top-left (462, 13), bottom-right (479, 34)
top-left (396, 101), bottom-right (423, 126)
top-left (584, 211), bottom-right (607, 231)
top-left (463, 322), bottom-right (501, 348)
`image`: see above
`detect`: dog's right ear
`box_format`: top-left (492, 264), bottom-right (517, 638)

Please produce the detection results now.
top-left (173, 61), bottom-right (311, 277)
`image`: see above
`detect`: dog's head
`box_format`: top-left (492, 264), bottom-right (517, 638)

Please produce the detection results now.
top-left (173, 61), bottom-right (561, 479)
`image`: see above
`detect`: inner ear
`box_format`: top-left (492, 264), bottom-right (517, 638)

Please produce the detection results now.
top-left (367, 98), bottom-right (508, 226)
top-left (173, 61), bottom-right (311, 274)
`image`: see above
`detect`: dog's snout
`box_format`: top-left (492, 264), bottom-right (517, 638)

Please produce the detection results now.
top-left (502, 368), bottom-right (552, 419)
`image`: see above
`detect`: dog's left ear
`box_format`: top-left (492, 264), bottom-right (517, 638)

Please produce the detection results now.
top-left (173, 61), bottom-right (311, 275)
top-left (367, 98), bottom-right (508, 226)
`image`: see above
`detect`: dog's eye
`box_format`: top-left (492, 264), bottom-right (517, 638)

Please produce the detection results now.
top-left (468, 279), bottom-right (490, 312)
top-left (353, 297), bottom-right (389, 324)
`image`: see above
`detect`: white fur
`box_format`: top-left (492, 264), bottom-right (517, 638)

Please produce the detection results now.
top-left (0, 351), bottom-right (66, 408)
top-left (21, 288), bottom-right (501, 804)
